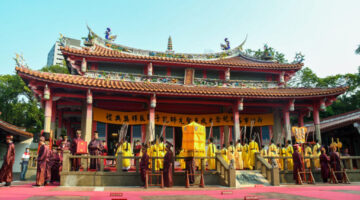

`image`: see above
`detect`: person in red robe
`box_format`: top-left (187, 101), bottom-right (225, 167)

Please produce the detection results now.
top-left (55, 136), bottom-right (63, 147)
top-left (292, 145), bottom-right (303, 184)
top-left (44, 142), bottom-right (52, 185)
top-left (70, 130), bottom-right (83, 171)
top-left (34, 136), bottom-right (49, 187)
top-left (319, 147), bottom-right (330, 183)
top-left (330, 146), bottom-right (342, 182)
top-left (140, 145), bottom-right (149, 186)
top-left (60, 136), bottom-right (71, 151)
top-left (49, 147), bottom-right (61, 183)
top-left (0, 135), bottom-right (15, 186)
top-left (163, 142), bottom-right (174, 187)
top-left (185, 156), bottom-right (195, 184)
top-left (88, 132), bottom-right (104, 171)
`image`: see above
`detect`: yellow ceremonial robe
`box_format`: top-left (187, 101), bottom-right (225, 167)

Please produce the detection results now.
top-left (227, 145), bottom-right (236, 165)
top-left (249, 140), bottom-right (259, 170)
top-left (305, 146), bottom-right (312, 169)
top-left (268, 143), bottom-right (280, 167)
top-left (312, 143), bottom-right (321, 168)
top-left (286, 145), bottom-right (294, 170)
top-left (151, 144), bottom-right (160, 171)
top-left (235, 143), bottom-right (243, 170)
top-left (242, 144), bottom-right (250, 169)
top-left (279, 147), bottom-right (287, 170)
top-left (178, 149), bottom-right (186, 169)
top-left (221, 148), bottom-right (229, 164)
top-left (207, 143), bottom-right (217, 170)
top-left (158, 142), bottom-right (166, 169)
top-left (122, 142), bottom-right (133, 168)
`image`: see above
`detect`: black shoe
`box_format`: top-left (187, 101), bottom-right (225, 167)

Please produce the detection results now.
top-left (4, 182), bottom-right (11, 186)
top-left (32, 184), bottom-right (41, 187)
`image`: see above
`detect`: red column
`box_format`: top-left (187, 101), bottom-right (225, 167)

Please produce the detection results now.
top-left (313, 103), bottom-right (321, 144)
top-left (44, 98), bottom-right (52, 133)
top-left (298, 112), bottom-right (305, 127)
top-left (283, 109), bottom-right (291, 142)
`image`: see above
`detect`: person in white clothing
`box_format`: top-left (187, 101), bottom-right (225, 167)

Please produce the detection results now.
top-left (20, 148), bottom-right (30, 180)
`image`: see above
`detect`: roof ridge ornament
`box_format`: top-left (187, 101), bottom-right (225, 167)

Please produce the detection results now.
top-left (14, 53), bottom-right (28, 68)
top-left (166, 36), bottom-right (174, 54)
top-left (221, 38), bottom-right (231, 50)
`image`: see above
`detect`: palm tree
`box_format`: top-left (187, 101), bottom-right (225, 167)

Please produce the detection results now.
top-left (356, 45), bottom-right (360, 55)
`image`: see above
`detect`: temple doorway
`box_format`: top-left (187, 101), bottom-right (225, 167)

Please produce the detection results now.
top-left (107, 123), bottom-right (131, 156)
top-left (174, 127), bottom-right (182, 155)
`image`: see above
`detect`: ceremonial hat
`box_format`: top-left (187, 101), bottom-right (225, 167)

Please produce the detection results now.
top-left (6, 135), bottom-right (13, 140)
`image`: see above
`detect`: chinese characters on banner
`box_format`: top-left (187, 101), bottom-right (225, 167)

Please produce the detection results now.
top-left (93, 107), bottom-right (274, 127)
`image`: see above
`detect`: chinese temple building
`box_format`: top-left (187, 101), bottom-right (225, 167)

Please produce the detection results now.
top-left (16, 27), bottom-right (347, 155)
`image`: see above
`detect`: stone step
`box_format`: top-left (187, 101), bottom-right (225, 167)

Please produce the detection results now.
top-left (235, 170), bottom-right (270, 187)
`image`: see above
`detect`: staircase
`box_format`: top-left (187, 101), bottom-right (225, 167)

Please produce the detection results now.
top-left (235, 170), bottom-right (270, 187)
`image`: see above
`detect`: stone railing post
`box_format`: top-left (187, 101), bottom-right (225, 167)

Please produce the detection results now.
top-left (255, 152), bottom-right (261, 170)
top-left (228, 161), bottom-right (236, 187)
top-left (310, 156), bottom-right (316, 170)
top-left (152, 157), bottom-right (155, 173)
top-left (201, 158), bottom-right (205, 174)
top-left (284, 158), bottom-right (288, 171)
top-left (349, 158), bottom-right (353, 170)
top-left (62, 150), bottom-right (70, 172)
top-left (116, 154), bottom-right (122, 173)
top-left (271, 167), bottom-right (280, 186)
top-left (136, 157), bottom-right (140, 174)
top-left (100, 156), bottom-right (104, 172)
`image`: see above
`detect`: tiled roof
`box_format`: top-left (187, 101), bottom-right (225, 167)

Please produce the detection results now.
top-left (60, 45), bottom-right (303, 70)
top-left (16, 67), bottom-right (347, 99)
top-left (306, 109), bottom-right (360, 132)
top-left (0, 119), bottom-right (33, 138)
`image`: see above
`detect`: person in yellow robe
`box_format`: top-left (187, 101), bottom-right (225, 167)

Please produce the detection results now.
top-left (235, 139), bottom-right (243, 170)
top-left (227, 141), bottom-right (236, 167)
top-left (151, 140), bottom-right (160, 171)
top-left (206, 138), bottom-right (217, 170)
top-left (260, 145), bottom-right (268, 163)
top-left (279, 145), bottom-right (287, 170)
top-left (221, 144), bottom-right (229, 164)
top-left (242, 142), bottom-right (250, 169)
top-left (268, 140), bottom-right (280, 168)
top-left (304, 144), bottom-right (312, 169)
top-left (122, 137), bottom-right (133, 171)
top-left (312, 139), bottom-right (321, 168)
top-left (177, 149), bottom-right (186, 169)
top-left (286, 140), bottom-right (294, 170)
top-left (249, 136), bottom-right (259, 170)
top-left (158, 137), bottom-right (166, 170)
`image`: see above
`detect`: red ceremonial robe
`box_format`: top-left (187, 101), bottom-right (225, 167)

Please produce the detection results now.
top-left (88, 139), bottom-right (103, 171)
top-left (163, 150), bottom-right (174, 187)
top-left (330, 151), bottom-right (342, 181)
top-left (50, 152), bottom-right (61, 182)
top-left (36, 144), bottom-right (49, 186)
top-left (140, 152), bottom-right (149, 184)
top-left (185, 157), bottom-right (195, 184)
top-left (292, 151), bottom-right (303, 183)
top-left (45, 147), bottom-right (52, 182)
top-left (0, 142), bottom-right (15, 183)
top-left (320, 153), bottom-right (330, 183)
top-left (71, 137), bottom-right (84, 171)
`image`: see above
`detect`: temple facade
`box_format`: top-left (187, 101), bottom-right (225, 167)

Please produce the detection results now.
top-left (16, 27), bottom-right (347, 155)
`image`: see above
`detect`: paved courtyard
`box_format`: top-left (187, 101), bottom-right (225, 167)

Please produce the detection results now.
top-left (1, 181), bottom-right (360, 200)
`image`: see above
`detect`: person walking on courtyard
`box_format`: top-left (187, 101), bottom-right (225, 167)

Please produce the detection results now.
top-left (163, 142), bottom-right (174, 187)
top-left (320, 147), bottom-right (330, 183)
top-left (122, 137), bottom-right (133, 171)
top-left (221, 144), bottom-right (229, 164)
top-left (286, 140), bottom-right (294, 170)
top-left (242, 142), bottom-right (250, 169)
top-left (207, 138), bottom-right (217, 170)
top-left (0, 135), bottom-right (15, 186)
top-left (34, 136), bottom-right (49, 187)
top-left (313, 139), bottom-right (321, 168)
top-left (227, 141), bottom-right (236, 167)
top-left (185, 156), bottom-right (195, 184)
top-left (88, 132), bottom-right (104, 171)
top-left (20, 147), bottom-right (30, 181)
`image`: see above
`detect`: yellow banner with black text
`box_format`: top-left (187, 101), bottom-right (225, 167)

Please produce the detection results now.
top-left (93, 107), bottom-right (273, 127)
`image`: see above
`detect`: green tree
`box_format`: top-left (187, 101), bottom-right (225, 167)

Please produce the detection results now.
top-left (40, 64), bottom-right (69, 74)
top-left (355, 44), bottom-right (360, 55)
top-left (245, 45), bottom-right (288, 63)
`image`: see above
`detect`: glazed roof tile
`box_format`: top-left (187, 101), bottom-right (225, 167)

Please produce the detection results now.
top-left (0, 119), bottom-right (33, 138)
top-left (16, 67), bottom-right (347, 99)
top-left (60, 45), bottom-right (302, 71)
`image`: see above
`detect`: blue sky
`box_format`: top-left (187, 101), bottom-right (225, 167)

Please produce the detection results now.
top-left (0, 0), bottom-right (359, 77)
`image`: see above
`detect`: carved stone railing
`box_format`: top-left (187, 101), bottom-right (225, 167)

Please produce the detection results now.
top-left (255, 153), bottom-right (279, 186)
top-left (194, 77), bottom-right (279, 89)
top-left (214, 153), bottom-right (236, 187)
top-left (85, 70), bottom-right (184, 84)
top-left (340, 156), bottom-right (360, 170)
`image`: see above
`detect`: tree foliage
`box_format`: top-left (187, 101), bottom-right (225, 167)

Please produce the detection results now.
top-left (245, 45), bottom-right (288, 63)
top-left (0, 65), bottom-right (69, 135)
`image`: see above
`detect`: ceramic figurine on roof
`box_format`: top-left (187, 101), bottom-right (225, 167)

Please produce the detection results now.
top-left (221, 38), bottom-right (231, 50)
top-left (59, 33), bottom-right (67, 46)
top-left (14, 53), bottom-right (28, 68)
top-left (262, 44), bottom-right (273, 60)
top-left (105, 27), bottom-right (117, 42)
top-left (293, 52), bottom-right (305, 64)
top-left (83, 30), bottom-right (95, 46)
